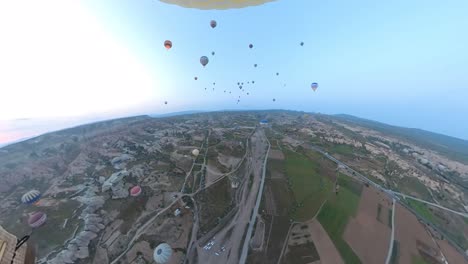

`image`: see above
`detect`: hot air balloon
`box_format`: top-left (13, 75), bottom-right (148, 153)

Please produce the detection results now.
top-left (252, 81), bottom-right (255, 84)
top-left (239, 86), bottom-right (242, 89)
top-left (194, 77), bottom-right (198, 80)
top-left (210, 20), bottom-right (217, 28)
top-left (212, 51), bottom-right (215, 56)
top-left (130, 186), bottom-right (142, 197)
top-left (164, 101), bottom-right (168, 105)
top-left (154, 243), bottom-right (172, 264)
top-left (249, 44), bottom-right (253, 49)
top-left (28, 211), bottom-right (47, 228)
top-left (160, 0), bottom-right (275, 10)
top-left (276, 72), bottom-right (279, 76)
top-left (192, 149), bottom-right (200, 156)
top-left (311, 82), bottom-right (318, 91)
top-left (247, 92), bottom-right (250, 95)
top-left (204, 87), bottom-right (207, 90)
top-left (237, 82), bottom-right (240, 85)
top-left (300, 42), bottom-right (304, 46)
top-left (254, 64), bottom-right (257, 67)
top-left (164, 40), bottom-right (172, 50)
top-left (21, 190), bottom-right (41, 205)
top-left (200, 56), bottom-right (209, 67)
top-left (273, 98), bottom-right (276, 102)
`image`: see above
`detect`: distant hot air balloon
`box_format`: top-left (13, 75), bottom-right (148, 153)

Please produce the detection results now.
top-left (273, 98), bottom-right (276, 102)
top-left (200, 56), bottom-right (209, 67)
top-left (154, 243), bottom-right (172, 264)
top-left (239, 86), bottom-right (242, 89)
top-left (28, 211), bottom-right (47, 228)
top-left (237, 82), bottom-right (240, 85)
top-left (252, 81), bottom-right (255, 84)
top-left (21, 190), bottom-right (41, 205)
top-left (249, 44), bottom-right (253, 49)
top-left (212, 51), bottom-right (215, 56)
top-left (300, 42), bottom-right (304, 46)
top-left (204, 87), bottom-right (207, 90)
top-left (213, 82), bottom-right (216, 85)
top-left (254, 64), bottom-right (257, 67)
top-left (194, 77), bottom-right (198, 80)
top-left (247, 92), bottom-right (250, 95)
top-left (192, 149), bottom-right (200, 156)
top-left (210, 20), bottom-right (217, 28)
top-left (311, 82), bottom-right (318, 91)
top-left (130, 186), bottom-right (142, 197)
top-left (164, 40), bottom-right (172, 50)
top-left (164, 101), bottom-right (168, 105)
top-left (276, 72), bottom-right (279, 76)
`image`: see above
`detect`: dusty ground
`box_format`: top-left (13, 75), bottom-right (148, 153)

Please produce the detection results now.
top-left (268, 149), bottom-right (285, 160)
top-left (343, 186), bottom-right (392, 264)
top-left (437, 239), bottom-right (468, 264)
top-left (251, 217), bottom-right (265, 250)
top-left (308, 219), bottom-right (344, 264)
top-left (394, 203), bottom-right (443, 264)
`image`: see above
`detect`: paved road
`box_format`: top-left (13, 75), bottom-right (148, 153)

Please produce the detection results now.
top-left (385, 198), bottom-right (396, 264)
top-left (239, 129), bottom-right (270, 264)
top-left (392, 191), bottom-right (468, 218)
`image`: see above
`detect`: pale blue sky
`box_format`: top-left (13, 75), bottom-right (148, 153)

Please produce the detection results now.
top-left (1, 0), bottom-right (467, 140)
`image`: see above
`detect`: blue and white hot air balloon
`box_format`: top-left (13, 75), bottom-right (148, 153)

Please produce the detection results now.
top-left (153, 243), bottom-right (172, 263)
top-left (21, 190), bottom-right (41, 205)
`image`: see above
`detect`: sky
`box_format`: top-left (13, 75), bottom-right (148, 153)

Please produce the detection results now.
top-left (0, 0), bottom-right (467, 142)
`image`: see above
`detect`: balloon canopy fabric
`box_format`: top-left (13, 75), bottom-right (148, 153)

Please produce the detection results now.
top-left (21, 190), bottom-right (41, 205)
top-left (153, 243), bottom-right (172, 263)
top-left (159, 0), bottom-right (276, 10)
top-left (164, 40), bottom-right (172, 50)
top-left (28, 211), bottom-right (47, 228)
top-left (130, 186), bottom-right (142, 197)
top-left (200, 56), bottom-right (209, 67)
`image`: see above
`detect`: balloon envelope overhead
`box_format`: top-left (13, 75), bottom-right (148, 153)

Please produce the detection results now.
top-left (160, 0), bottom-right (275, 10)
top-left (130, 186), bottom-right (142, 197)
top-left (28, 211), bottom-right (47, 228)
top-left (21, 190), bottom-right (41, 205)
top-left (153, 243), bottom-right (172, 263)
top-left (164, 40), bottom-right (172, 50)
top-left (200, 56), bottom-right (209, 67)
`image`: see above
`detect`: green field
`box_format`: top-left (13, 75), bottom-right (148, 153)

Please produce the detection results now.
top-left (330, 144), bottom-right (354, 156)
top-left (405, 199), bottom-right (435, 222)
top-left (412, 255), bottom-right (429, 264)
top-left (317, 176), bottom-right (362, 264)
top-left (284, 149), bottom-right (333, 221)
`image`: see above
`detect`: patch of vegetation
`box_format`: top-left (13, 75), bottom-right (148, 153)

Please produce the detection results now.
top-left (337, 174), bottom-right (363, 196)
top-left (405, 199), bottom-right (435, 223)
top-left (330, 144), bottom-right (354, 156)
top-left (284, 150), bottom-right (333, 221)
top-left (377, 203), bottom-right (382, 222)
top-left (388, 208), bottom-right (393, 228)
top-left (411, 255), bottom-right (429, 264)
top-left (318, 175), bottom-right (362, 264)
top-left (284, 241), bottom-right (320, 264)
top-left (396, 177), bottom-right (433, 202)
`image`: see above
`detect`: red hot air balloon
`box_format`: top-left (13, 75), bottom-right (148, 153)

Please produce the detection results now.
top-left (210, 20), bottom-right (217, 28)
top-left (164, 40), bottom-right (172, 50)
top-left (130, 186), bottom-right (142, 197)
top-left (28, 211), bottom-right (47, 228)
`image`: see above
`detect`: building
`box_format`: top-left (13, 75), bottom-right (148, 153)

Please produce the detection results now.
top-left (174, 208), bottom-right (181, 217)
top-left (259, 119), bottom-right (268, 125)
top-left (0, 225), bottom-right (35, 264)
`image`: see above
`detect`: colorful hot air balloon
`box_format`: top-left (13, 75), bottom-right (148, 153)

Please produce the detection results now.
top-left (210, 20), bottom-right (217, 28)
top-left (160, 0), bottom-right (275, 10)
top-left (21, 190), bottom-right (41, 205)
top-left (311, 82), bottom-right (318, 91)
top-left (130, 186), bottom-right (142, 197)
top-left (200, 56), bottom-right (209, 67)
top-left (164, 40), bottom-right (172, 50)
top-left (154, 243), bottom-right (172, 263)
top-left (249, 44), bottom-right (253, 49)
top-left (28, 211), bottom-right (47, 228)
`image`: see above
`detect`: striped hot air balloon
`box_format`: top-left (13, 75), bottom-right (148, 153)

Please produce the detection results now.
top-left (28, 211), bottom-right (47, 228)
top-left (130, 186), bottom-right (142, 197)
top-left (311, 82), bottom-right (318, 91)
top-left (21, 190), bottom-right (41, 205)
top-left (160, 0), bottom-right (275, 10)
